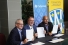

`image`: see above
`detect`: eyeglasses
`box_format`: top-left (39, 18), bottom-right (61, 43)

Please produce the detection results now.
top-left (17, 23), bottom-right (24, 25)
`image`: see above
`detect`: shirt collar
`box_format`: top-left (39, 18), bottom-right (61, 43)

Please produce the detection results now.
top-left (17, 28), bottom-right (22, 32)
top-left (29, 25), bottom-right (33, 28)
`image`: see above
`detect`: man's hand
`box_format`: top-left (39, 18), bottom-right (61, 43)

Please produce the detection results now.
top-left (44, 30), bottom-right (46, 34)
top-left (34, 33), bottom-right (38, 37)
top-left (48, 32), bottom-right (52, 36)
top-left (23, 39), bottom-right (28, 44)
top-left (58, 24), bottom-right (61, 28)
top-left (32, 36), bottom-right (35, 41)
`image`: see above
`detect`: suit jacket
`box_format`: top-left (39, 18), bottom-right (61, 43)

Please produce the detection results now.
top-left (22, 24), bottom-right (37, 45)
top-left (23, 24), bottom-right (37, 35)
top-left (38, 22), bottom-right (53, 33)
top-left (7, 27), bottom-right (25, 45)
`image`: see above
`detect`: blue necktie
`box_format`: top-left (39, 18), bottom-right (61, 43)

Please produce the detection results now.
top-left (19, 31), bottom-right (22, 40)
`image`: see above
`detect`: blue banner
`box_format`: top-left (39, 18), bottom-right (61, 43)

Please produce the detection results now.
top-left (33, 0), bottom-right (47, 26)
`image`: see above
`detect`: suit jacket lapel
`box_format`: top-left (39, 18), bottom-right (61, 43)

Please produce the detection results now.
top-left (27, 24), bottom-right (30, 29)
top-left (15, 27), bottom-right (21, 40)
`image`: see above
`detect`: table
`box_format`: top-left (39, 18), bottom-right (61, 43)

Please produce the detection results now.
top-left (32, 35), bottom-right (68, 45)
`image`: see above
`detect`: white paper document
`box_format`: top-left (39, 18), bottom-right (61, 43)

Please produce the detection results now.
top-left (32, 42), bottom-right (45, 45)
top-left (54, 34), bottom-right (64, 37)
top-left (37, 27), bottom-right (45, 38)
top-left (49, 38), bottom-right (64, 43)
top-left (26, 29), bottom-right (33, 41)
top-left (52, 25), bottom-right (58, 34)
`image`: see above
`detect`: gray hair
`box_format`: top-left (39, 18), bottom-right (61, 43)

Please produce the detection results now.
top-left (15, 19), bottom-right (23, 24)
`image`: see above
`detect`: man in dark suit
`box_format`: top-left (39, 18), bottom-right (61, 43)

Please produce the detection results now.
top-left (23, 16), bottom-right (37, 42)
top-left (7, 19), bottom-right (28, 45)
top-left (38, 16), bottom-right (60, 36)
top-left (38, 16), bottom-right (53, 36)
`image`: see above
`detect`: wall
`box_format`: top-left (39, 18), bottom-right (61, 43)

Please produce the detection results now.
top-left (64, 0), bottom-right (68, 21)
top-left (0, 0), bottom-right (9, 38)
top-left (0, 19), bottom-right (1, 33)
top-left (7, 0), bottom-right (22, 33)
top-left (0, 0), bottom-right (22, 38)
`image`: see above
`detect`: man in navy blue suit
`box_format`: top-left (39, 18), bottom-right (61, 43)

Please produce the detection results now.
top-left (7, 19), bottom-right (28, 45)
top-left (23, 16), bottom-right (38, 42)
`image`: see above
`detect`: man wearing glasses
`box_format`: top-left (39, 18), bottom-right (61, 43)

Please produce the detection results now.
top-left (23, 16), bottom-right (37, 43)
top-left (7, 19), bottom-right (28, 45)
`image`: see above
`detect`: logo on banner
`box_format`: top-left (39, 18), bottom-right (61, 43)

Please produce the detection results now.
top-left (49, 9), bottom-right (63, 24)
top-left (49, 9), bottom-right (64, 33)
top-left (34, 5), bottom-right (46, 8)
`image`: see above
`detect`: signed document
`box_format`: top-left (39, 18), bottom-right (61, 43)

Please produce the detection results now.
top-left (54, 34), bottom-right (64, 37)
top-left (26, 29), bottom-right (34, 41)
top-left (37, 27), bottom-right (45, 38)
top-left (52, 25), bottom-right (58, 34)
top-left (32, 41), bottom-right (45, 45)
top-left (49, 38), bottom-right (64, 43)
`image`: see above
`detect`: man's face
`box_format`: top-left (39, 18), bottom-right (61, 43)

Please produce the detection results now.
top-left (16, 20), bottom-right (24, 30)
top-left (28, 17), bottom-right (34, 26)
top-left (43, 17), bottom-right (48, 24)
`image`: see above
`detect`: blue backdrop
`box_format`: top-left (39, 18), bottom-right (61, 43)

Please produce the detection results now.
top-left (33, 0), bottom-right (47, 26)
